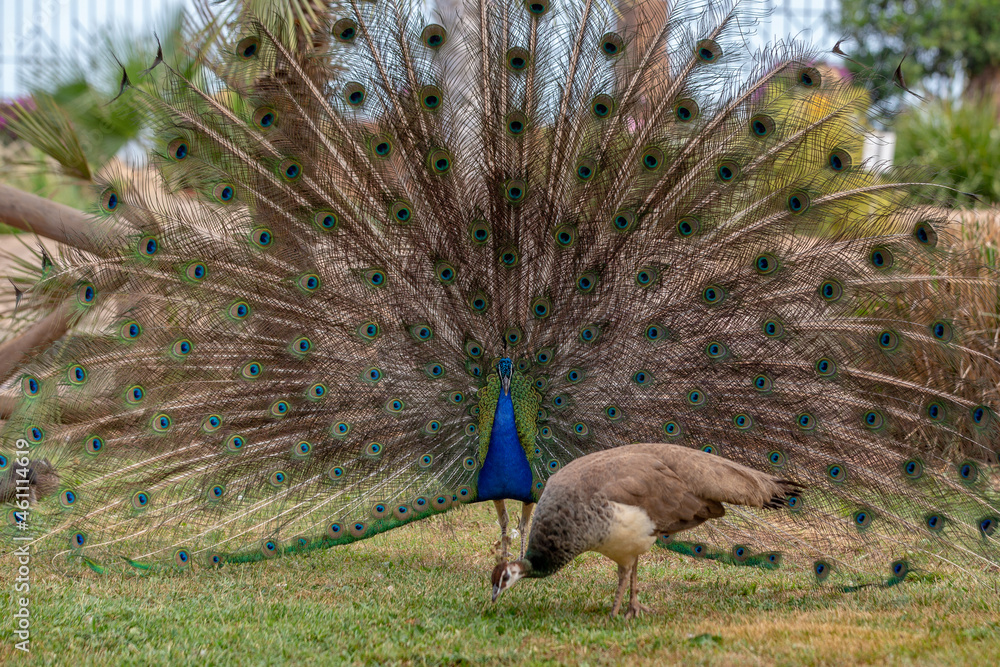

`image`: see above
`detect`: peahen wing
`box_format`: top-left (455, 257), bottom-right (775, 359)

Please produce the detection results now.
top-left (0, 0), bottom-right (997, 582)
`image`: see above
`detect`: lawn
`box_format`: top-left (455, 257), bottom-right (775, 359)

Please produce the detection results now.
top-left (2, 502), bottom-right (997, 666)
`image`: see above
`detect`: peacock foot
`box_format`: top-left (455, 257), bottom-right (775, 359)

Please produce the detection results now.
top-left (493, 536), bottom-right (512, 563)
top-left (623, 601), bottom-right (654, 621)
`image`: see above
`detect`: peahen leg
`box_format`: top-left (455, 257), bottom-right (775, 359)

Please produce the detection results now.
top-left (516, 502), bottom-right (535, 560)
top-left (492, 500), bottom-right (511, 562)
top-left (609, 562), bottom-right (630, 618)
top-left (624, 557), bottom-right (654, 621)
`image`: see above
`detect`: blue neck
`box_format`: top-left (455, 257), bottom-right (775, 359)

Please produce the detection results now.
top-left (476, 390), bottom-right (534, 502)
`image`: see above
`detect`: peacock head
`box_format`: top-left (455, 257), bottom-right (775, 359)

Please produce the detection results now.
top-left (497, 357), bottom-right (513, 395)
top-left (490, 560), bottom-right (526, 601)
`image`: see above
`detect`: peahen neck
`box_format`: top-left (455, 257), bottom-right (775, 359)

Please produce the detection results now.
top-left (476, 389), bottom-right (534, 503)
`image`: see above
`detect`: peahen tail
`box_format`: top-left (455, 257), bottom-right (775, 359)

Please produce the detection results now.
top-left (0, 0), bottom-right (997, 584)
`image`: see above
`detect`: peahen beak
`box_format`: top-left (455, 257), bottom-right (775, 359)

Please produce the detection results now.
top-left (492, 584), bottom-right (502, 602)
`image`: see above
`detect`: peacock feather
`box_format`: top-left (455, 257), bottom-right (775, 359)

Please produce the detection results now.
top-left (0, 0), bottom-right (997, 586)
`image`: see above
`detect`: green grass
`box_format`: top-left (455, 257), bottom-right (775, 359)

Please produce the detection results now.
top-left (2, 503), bottom-right (999, 666)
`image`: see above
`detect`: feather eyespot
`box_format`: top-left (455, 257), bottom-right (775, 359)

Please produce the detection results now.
top-left (279, 159), bottom-right (302, 181)
top-left (125, 384), bottom-right (145, 404)
top-left (506, 47), bottom-right (530, 71)
top-left (599, 32), bottom-right (624, 57)
top-left (314, 211), bottom-right (339, 231)
top-left (732, 413), bottom-right (753, 430)
top-left (506, 110), bottom-right (528, 136)
top-left (579, 324), bottom-right (601, 343)
top-left (269, 400), bottom-right (290, 418)
top-left (536, 347), bottom-right (554, 365)
top-left (228, 301), bottom-right (251, 319)
top-left (365, 442), bottom-right (383, 457)
top-left (213, 183), bottom-right (235, 203)
top-left (903, 459), bottom-right (924, 479)
top-left (970, 405), bottom-right (992, 428)
top-left (913, 221), bottom-right (938, 247)
top-left (814, 561), bottom-right (832, 582)
top-left (84, 435), bottom-right (104, 455)
top-left (420, 85), bottom-right (443, 111)
top-left (151, 413), bottom-right (172, 432)
top-left (390, 200), bottom-right (413, 223)
top-left (576, 158), bottom-right (597, 183)
top-left (428, 148), bottom-right (451, 175)
top-left (924, 402), bottom-right (945, 422)
top-left (469, 219), bottom-right (490, 244)
top-left (208, 484), bottom-right (225, 501)
top-left (641, 147), bottom-right (663, 171)
top-left (605, 405), bottom-right (622, 420)
top-left (930, 320), bottom-right (953, 343)
top-left (702, 284), bottom-right (725, 304)
top-left (253, 106), bottom-right (277, 129)
top-left (289, 336), bottom-right (312, 357)
top-left (674, 98), bottom-right (699, 122)
top-left (132, 491), bottom-right (151, 509)
top-left (202, 415), bottom-right (223, 433)
top-left (877, 330), bottom-right (899, 352)
top-left (504, 180), bottom-right (527, 204)
top-left (696, 39), bottom-right (722, 63)
top-left (333, 18), bottom-right (357, 43)
top-left (371, 136), bottom-right (393, 158)
top-left (717, 160), bottom-right (739, 182)
top-left (591, 94), bottom-right (615, 118)
top-left (101, 188), bottom-right (120, 212)
top-left (332, 421), bottom-right (351, 438)
top-left (566, 368), bottom-right (584, 383)
top-left (240, 361), bottom-right (262, 380)
top-left (67, 364), bottom-right (87, 385)
top-left (184, 261), bottom-right (207, 281)
top-left (78, 282), bottom-right (96, 305)
top-left (827, 463), bottom-right (847, 482)
top-left (750, 114), bottom-right (775, 137)
top-left (362, 367), bottom-right (383, 384)
top-left (250, 228), bottom-right (273, 248)
top-left (226, 435), bottom-right (245, 452)
top-left (686, 389), bottom-right (706, 406)
top-left (815, 357), bottom-right (837, 377)
top-left (829, 149), bottom-right (852, 171)
top-left (424, 362), bottom-right (445, 378)
top-left (171, 339), bottom-right (193, 358)
top-left (818, 279), bottom-right (843, 302)
top-left (676, 217), bottom-right (699, 237)
top-left (576, 271), bottom-right (598, 293)
top-left (531, 296), bottom-right (552, 319)
top-left (612, 210), bottom-right (636, 233)
top-left (21, 375), bottom-right (40, 397)
top-left (525, 0), bottom-right (550, 16)
top-left (167, 138), bottom-right (188, 160)
top-left (798, 67), bottom-right (821, 88)
top-left (755, 253), bottom-right (779, 275)
top-left (636, 267), bottom-right (657, 287)
top-left (498, 247), bottom-right (519, 268)
top-left (307, 383), bottom-right (326, 400)
top-left (752, 374), bottom-right (773, 393)
top-left (870, 246), bottom-right (893, 269)
top-left (421, 24), bottom-right (447, 49)
top-left (236, 36), bottom-right (259, 59)
top-left (763, 319), bottom-right (784, 338)
top-left (344, 82), bottom-right (366, 106)
top-left (574, 422), bottom-right (589, 436)
top-left (705, 342), bottom-right (727, 360)
top-left (120, 320), bottom-right (142, 339)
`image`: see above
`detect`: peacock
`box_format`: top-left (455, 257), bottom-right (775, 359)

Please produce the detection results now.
top-left (0, 0), bottom-right (997, 591)
top-left (490, 443), bottom-right (802, 618)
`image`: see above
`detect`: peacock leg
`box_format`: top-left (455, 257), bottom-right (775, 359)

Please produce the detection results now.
top-left (624, 556), bottom-right (653, 621)
top-left (516, 502), bottom-right (535, 560)
top-left (493, 499), bottom-right (511, 562)
top-left (609, 562), bottom-right (630, 618)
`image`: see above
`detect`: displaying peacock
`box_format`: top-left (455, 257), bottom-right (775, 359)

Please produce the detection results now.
top-left (0, 0), bottom-right (997, 590)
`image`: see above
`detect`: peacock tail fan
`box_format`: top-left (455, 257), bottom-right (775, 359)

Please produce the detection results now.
top-left (0, 0), bottom-right (997, 583)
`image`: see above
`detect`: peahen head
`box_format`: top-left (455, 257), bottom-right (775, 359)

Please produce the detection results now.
top-left (497, 357), bottom-right (513, 395)
top-left (491, 560), bottom-right (527, 601)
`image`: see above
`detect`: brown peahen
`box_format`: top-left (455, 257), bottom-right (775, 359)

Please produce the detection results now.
top-left (0, 0), bottom-right (997, 589)
top-left (491, 443), bottom-right (801, 618)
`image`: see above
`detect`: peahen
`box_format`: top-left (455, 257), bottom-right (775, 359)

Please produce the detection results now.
top-left (490, 443), bottom-right (802, 618)
top-left (0, 0), bottom-right (997, 589)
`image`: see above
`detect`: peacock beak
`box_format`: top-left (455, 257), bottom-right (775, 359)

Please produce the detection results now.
top-left (501, 375), bottom-right (511, 395)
